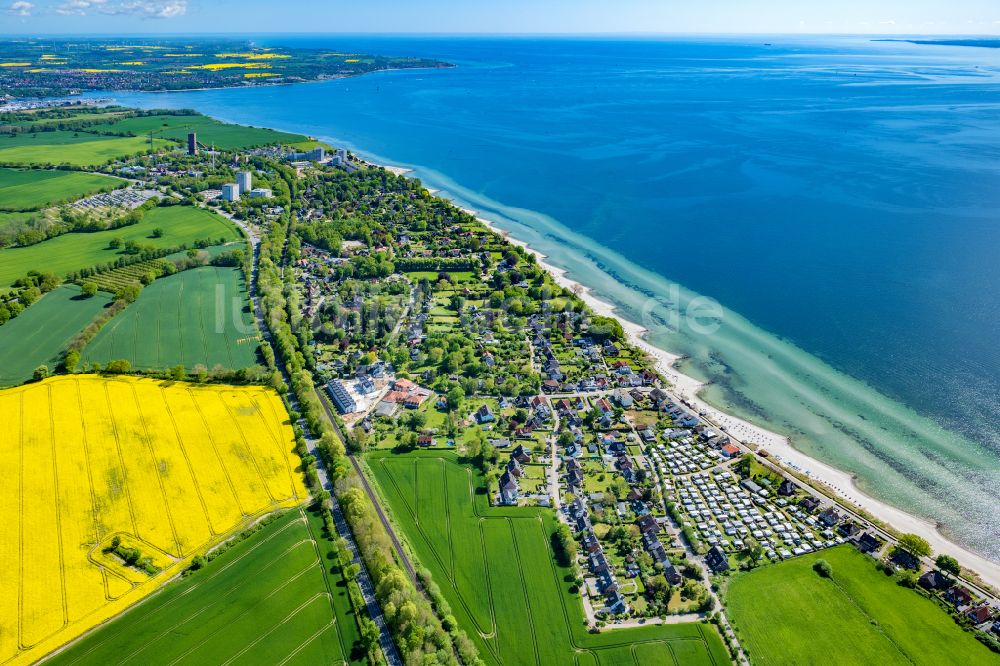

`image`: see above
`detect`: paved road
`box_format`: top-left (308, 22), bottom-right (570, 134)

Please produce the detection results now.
top-left (236, 216), bottom-right (403, 666)
top-left (328, 471), bottom-right (404, 666)
top-left (314, 388), bottom-right (419, 585)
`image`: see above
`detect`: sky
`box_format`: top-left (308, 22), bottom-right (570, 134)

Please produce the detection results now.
top-left (3, 0), bottom-right (1000, 36)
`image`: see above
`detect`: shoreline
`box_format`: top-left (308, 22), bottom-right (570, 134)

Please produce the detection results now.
top-left (87, 90), bottom-right (1000, 591)
top-left (465, 210), bottom-right (1000, 592)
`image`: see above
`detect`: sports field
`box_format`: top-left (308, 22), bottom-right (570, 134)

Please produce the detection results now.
top-left (725, 545), bottom-right (997, 666)
top-left (49, 505), bottom-right (365, 666)
top-left (0, 375), bottom-right (309, 666)
top-left (368, 451), bottom-right (729, 666)
top-left (0, 284), bottom-right (112, 387)
top-left (0, 168), bottom-right (122, 211)
top-left (82, 266), bottom-right (260, 371)
top-left (0, 131), bottom-right (170, 167)
top-left (88, 114), bottom-right (308, 151)
top-left (0, 205), bottom-right (240, 288)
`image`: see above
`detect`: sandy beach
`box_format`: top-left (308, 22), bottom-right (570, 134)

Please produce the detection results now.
top-left (466, 209), bottom-right (1000, 592)
top-left (383, 165), bottom-right (413, 176)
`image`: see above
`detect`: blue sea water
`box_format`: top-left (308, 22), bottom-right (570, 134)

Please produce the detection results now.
top-left (101, 36), bottom-right (1000, 560)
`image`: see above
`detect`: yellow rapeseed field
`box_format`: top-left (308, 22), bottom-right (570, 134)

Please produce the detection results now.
top-left (215, 52), bottom-right (291, 60)
top-left (0, 375), bottom-right (309, 666)
top-left (188, 62), bottom-right (272, 71)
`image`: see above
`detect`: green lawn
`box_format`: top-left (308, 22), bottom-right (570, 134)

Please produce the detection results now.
top-left (81, 266), bottom-right (259, 371)
top-left (726, 545), bottom-right (997, 666)
top-left (367, 451), bottom-right (729, 666)
top-left (0, 284), bottom-right (112, 387)
top-left (48, 505), bottom-right (366, 666)
top-left (0, 205), bottom-right (240, 288)
top-left (88, 113), bottom-right (308, 151)
top-left (0, 131), bottom-right (170, 167)
top-left (0, 168), bottom-right (123, 211)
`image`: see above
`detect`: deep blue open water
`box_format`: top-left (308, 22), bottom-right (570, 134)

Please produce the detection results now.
top-left (100, 35), bottom-right (1000, 560)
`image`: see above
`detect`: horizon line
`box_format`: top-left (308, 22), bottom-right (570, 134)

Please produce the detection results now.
top-left (1, 31), bottom-right (998, 39)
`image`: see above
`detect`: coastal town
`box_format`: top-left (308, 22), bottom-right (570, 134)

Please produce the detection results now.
top-left (232, 111), bottom-right (1000, 653)
top-left (1, 101), bottom-right (999, 666)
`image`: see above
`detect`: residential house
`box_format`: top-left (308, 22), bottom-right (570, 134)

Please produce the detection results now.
top-left (506, 458), bottom-right (524, 478)
top-left (818, 508), bottom-right (842, 527)
top-left (606, 590), bottom-right (628, 615)
top-left (581, 530), bottom-right (601, 555)
top-left (512, 444), bottom-right (532, 464)
top-left (499, 471), bottom-right (519, 505)
top-left (636, 514), bottom-right (659, 538)
top-left (778, 479), bottom-right (797, 497)
top-left (476, 404), bottom-right (496, 424)
top-left (617, 456), bottom-right (637, 483)
top-left (800, 496), bottom-right (821, 512)
top-left (706, 545), bottom-right (729, 572)
top-left (857, 532), bottom-right (881, 553)
top-left (946, 586), bottom-right (974, 608)
top-left (919, 570), bottom-right (951, 591)
top-left (838, 522), bottom-right (862, 539)
top-left (720, 444), bottom-right (741, 459)
top-left (967, 605), bottom-right (994, 625)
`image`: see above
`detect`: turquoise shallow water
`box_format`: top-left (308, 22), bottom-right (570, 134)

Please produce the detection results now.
top-left (100, 35), bottom-right (1000, 560)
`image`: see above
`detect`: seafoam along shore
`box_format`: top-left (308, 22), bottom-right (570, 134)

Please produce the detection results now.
top-left (465, 207), bottom-right (1000, 592)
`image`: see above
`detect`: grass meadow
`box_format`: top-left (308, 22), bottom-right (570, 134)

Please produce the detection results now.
top-left (88, 114), bottom-right (309, 151)
top-left (0, 284), bottom-right (112, 386)
top-left (367, 451), bottom-right (729, 666)
top-left (0, 168), bottom-right (123, 211)
top-left (49, 506), bottom-right (365, 666)
top-left (0, 376), bottom-right (308, 666)
top-left (82, 266), bottom-right (260, 371)
top-left (0, 205), bottom-right (240, 288)
top-left (725, 545), bottom-right (997, 665)
top-left (0, 131), bottom-right (170, 167)
top-left (0, 211), bottom-right (36, 230)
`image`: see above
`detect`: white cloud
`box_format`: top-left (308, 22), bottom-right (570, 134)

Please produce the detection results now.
top-left (55, 0), bottom-right (186, 18)
top-left (8, 0), bottom-right (34, 15)
top-left (55, 0), bottom-right (105, 16)
top-left (102, 0), bottom-right (187, 18)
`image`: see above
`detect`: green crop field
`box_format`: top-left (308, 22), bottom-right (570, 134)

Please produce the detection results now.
top-left (0, 284), bottom-right (112, 386)
top-left (0, 167), bottom-right (122, 211)
top-left (0, 205), bottom-right (240, 288)
top-left (6, 110), bottom-right (129, 128)
top-left (0, 130), bottom-right (170, 167)
top-left (367, 451), bottom-right (729, 666)
top-left (48, 505), bottom-right (367, 666)
top-left (81, 266), bottom-right (259, 371)
top-left (725, 545), bottom-right (997, 666)
top-left (88, 114), bottom-right (308, 151)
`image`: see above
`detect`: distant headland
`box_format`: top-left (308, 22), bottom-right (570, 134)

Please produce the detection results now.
top-left (0, 38), bottom-right (453, 100)
top-left (875, 38), bottom-right (1000, 49)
